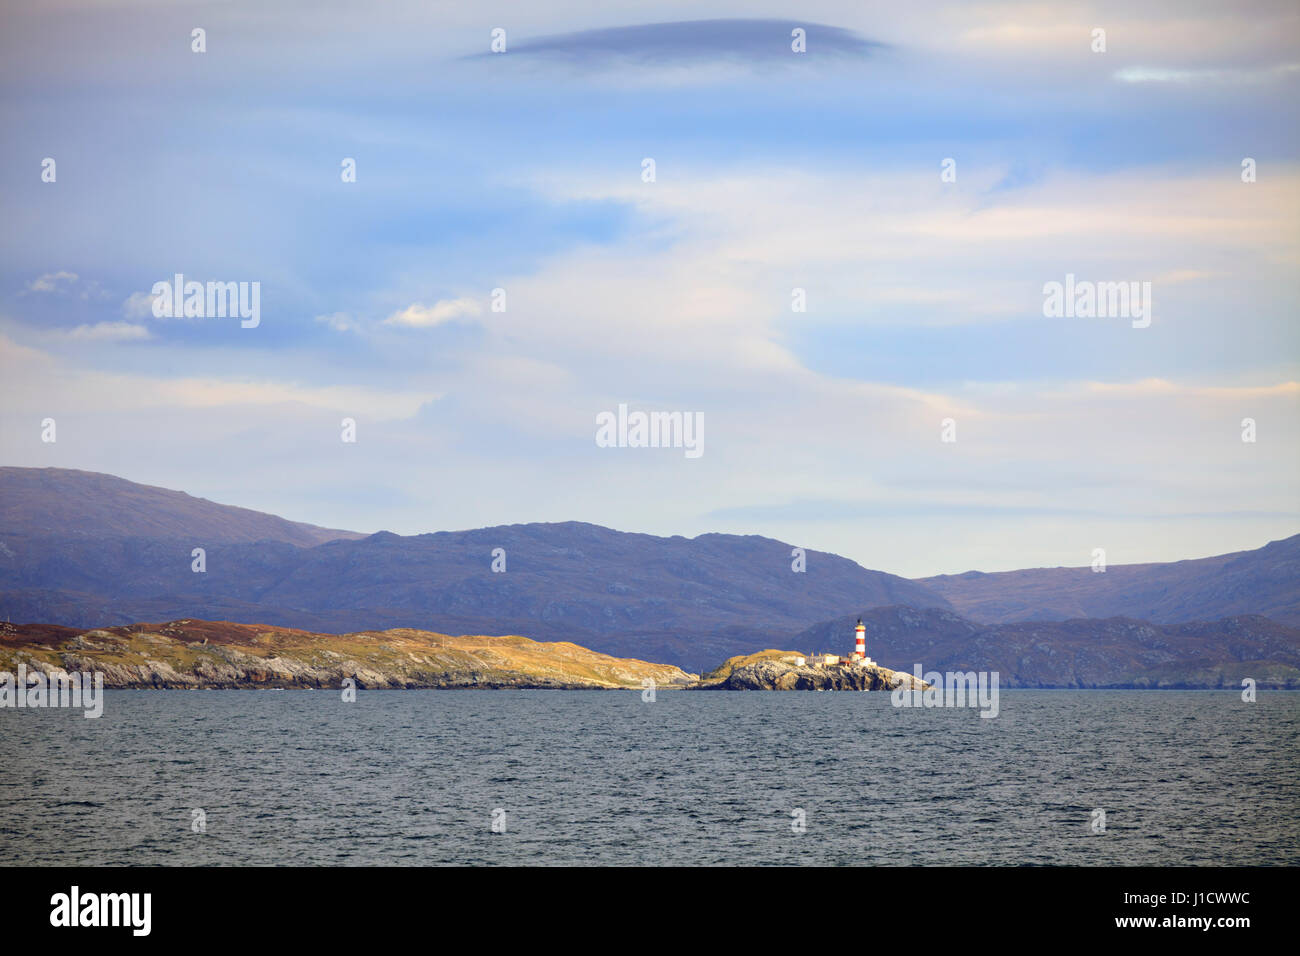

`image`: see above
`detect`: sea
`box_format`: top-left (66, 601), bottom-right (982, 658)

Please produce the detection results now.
top-left (2, 689), bottom-right (1296, 866)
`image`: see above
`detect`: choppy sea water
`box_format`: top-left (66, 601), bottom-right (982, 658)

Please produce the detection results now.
top-left (1, 689), bottom-right (1296, 866)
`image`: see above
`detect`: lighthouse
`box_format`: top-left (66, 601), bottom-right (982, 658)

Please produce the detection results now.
top-left (854, 618), bottom-right (866, 659)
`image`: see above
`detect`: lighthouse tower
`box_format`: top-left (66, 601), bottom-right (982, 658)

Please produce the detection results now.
top-left (854, 618), bottom-right (866, 659)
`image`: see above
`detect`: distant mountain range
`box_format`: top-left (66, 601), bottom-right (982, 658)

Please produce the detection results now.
top-left (1, 466), bottom-right (1296, 681)
top-left (0, 467), bottom-right (362, 547)
top-left (0, 468), bottom-right (949, 671)
top-left (793, 606), bottom-right (1300, 688)
top-left (918, 537), bottom-right (1300, 627)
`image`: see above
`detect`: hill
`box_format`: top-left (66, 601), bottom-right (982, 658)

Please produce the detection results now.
top-left (0, 467), bottom-right (362, 547)
top-left (918, 535), bottom-right (1300, 627)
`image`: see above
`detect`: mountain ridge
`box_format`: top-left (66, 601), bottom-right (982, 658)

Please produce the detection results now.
top-left (2, 466), bottom-right (1296, 677)
top-left (0, 467), bottom-right (364, 547)
top-left (918, 534), bottom-right (1300, 627)
top-left (0, 468), bottom-right (951, 670)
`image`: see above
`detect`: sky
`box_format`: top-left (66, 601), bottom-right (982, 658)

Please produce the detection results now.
top-left (1, 0), bottom-right (1297, 577)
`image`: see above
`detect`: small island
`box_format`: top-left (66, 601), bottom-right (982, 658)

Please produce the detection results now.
top-left (695, 649), bottom-right (924, 691)
top-left (0, 619), bottom-right (696, 691)
top-left (694, 617), bottom-right (926, 690)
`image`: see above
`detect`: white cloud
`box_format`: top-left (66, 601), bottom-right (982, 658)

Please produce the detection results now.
top-left (506, 161), bottom-right (1300, 368)
top-left (315, 311), bottom-right (359, 332)
top-left (63, 321), bottom-right (152, 343)
top-left (0, 333), bottom-right (435, 421)
top-left (384, 297), bottom-right (482, 328)
top-left (1115, 63), bottom-right (1300, 84)
top-left (28, 271), bottom-right (79, 293)
top-left (26, 271), bottom-right (108, 300)
top-left (122, 290), bottom-right (160, 319)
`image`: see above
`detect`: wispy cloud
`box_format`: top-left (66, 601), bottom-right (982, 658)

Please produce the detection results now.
top-left (316, 311), bottom-right (359, 332)
top-left (384, 297), bottom-right (482, 329)
top-left (26, 271), bottom-right (107, 301)
top-left (62, 321), bottom-right (152, 343)
top-left (1115, 63), bottom-right (1300, 84)
top-left (121, 290), bottom-right (158, 320)
top-left (27, 271), bottom-right (79, 293)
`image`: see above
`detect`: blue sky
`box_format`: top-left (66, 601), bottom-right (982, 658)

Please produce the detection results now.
top-left (1, 1), bottom-right (1297, 576)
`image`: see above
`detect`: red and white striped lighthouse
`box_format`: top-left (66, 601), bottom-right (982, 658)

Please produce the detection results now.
top-left (854, 618), bottom-right (866, 658)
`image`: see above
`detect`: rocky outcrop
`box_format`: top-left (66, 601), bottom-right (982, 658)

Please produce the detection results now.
top-left (695, 651), bottom-right (926, 691)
